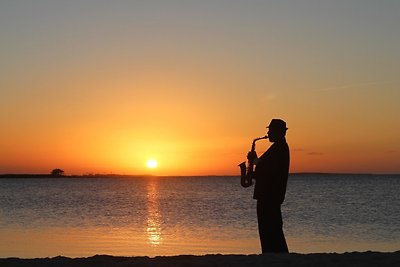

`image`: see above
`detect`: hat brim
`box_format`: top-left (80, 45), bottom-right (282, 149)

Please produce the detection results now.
top-left (267, 126), bottom-right (288, 130)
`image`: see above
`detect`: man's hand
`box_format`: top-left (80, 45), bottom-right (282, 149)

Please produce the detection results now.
top-left (247, 151), bottom-right (258, 161)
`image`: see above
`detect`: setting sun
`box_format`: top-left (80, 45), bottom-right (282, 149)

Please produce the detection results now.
top-left (146, 159), bottom-right (158, 169)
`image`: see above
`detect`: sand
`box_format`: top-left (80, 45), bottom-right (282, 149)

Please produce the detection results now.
top-left (1, 251), bottom-right (399, 267)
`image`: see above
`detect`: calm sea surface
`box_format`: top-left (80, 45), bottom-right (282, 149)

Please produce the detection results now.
top-left (0, 174), bottom-right (399, 257)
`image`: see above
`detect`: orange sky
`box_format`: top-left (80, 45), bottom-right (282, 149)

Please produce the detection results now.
top-left (1, 1), bottom-right (399, 175)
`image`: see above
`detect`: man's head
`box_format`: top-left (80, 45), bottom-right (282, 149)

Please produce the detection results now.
top-left (267, 119), bottom-right (288, 142)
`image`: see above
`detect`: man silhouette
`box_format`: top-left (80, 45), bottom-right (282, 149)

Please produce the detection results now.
top-left (247, 119), bottom-right (290, 253)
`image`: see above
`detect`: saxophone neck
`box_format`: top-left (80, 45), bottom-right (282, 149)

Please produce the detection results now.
top-left (255, 135), bottom-right (268, 142)
top-left (251, 135), bottom-right (268, 151)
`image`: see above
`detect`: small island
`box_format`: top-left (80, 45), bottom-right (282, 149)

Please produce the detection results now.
top-left (0, 169), bottom-right (157, 179)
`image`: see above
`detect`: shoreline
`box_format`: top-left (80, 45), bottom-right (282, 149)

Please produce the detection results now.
top-left (1, 251), bottom-right (399, 267)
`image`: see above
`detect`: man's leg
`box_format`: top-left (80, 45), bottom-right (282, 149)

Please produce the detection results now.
top-left (257, 201), bottom-right (273, 253)
top-left (273, 205), bottom-right (288, 253)
top-left (257, 201), bottom-right (288, 253)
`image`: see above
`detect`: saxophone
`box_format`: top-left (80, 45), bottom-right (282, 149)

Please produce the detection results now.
top-left (238, 135), bottom-right (268, 187)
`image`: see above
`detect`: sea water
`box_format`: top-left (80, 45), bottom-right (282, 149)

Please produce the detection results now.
top-left (0, 174), bottom-right (399, 257)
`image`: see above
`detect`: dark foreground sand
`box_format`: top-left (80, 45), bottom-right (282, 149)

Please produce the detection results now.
top-left (1, 251), bottom-right (399, 267)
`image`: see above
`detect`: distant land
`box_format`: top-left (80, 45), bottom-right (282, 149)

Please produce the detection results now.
top-left (0, 173), bottom-right (155, 179)
top-left (0, 173), bottom-right (399, 178)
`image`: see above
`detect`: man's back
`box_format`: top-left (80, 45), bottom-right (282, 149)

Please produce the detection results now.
top-left (253, 139), bottom-right (290, 204)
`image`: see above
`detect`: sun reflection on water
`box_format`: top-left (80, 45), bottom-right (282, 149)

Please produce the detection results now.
top-left (146, 179), bottom-right (162, 246)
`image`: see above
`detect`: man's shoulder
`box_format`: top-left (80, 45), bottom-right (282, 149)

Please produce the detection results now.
top-left (272, 140), bottom-right (289, 150)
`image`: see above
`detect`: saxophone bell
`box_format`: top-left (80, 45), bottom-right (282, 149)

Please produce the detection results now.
top-left (238, 161), bottom-right (251, 187)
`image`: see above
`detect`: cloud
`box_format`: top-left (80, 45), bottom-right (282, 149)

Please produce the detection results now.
top-left (293, 148), bottom-right (323, 156)
top-left (259, 92), bottom-right (277, 102)
top-left (307, 152), bottom-right (324, 156)
top-left (317, 81), bottom-right (392, 92)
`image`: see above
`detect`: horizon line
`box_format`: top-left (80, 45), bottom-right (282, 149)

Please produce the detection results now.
top-left (1, 172), bottom-right (399, 177)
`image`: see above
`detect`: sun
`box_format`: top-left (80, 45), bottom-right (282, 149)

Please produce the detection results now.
top-left (146, 159), bottom-right (158, 169)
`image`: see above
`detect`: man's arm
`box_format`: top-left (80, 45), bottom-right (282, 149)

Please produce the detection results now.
top-left (247, 150), bottom-right (259, 164)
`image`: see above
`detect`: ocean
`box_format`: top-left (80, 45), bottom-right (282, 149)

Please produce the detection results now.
top-left (0, 174), bottom-right (399, 257)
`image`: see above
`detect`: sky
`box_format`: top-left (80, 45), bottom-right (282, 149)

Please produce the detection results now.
top-left (1, 0), bottom-right (399, 175)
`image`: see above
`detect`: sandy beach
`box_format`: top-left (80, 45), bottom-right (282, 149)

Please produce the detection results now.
top-left (1, 251), bottom-right (399, 267)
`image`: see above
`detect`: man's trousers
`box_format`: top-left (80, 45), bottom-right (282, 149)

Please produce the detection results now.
top-left (257, 201), bottom-right (289, 253)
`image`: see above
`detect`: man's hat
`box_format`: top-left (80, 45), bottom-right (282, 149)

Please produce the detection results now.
top-left (267, 119), bottom-right (288, 130)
